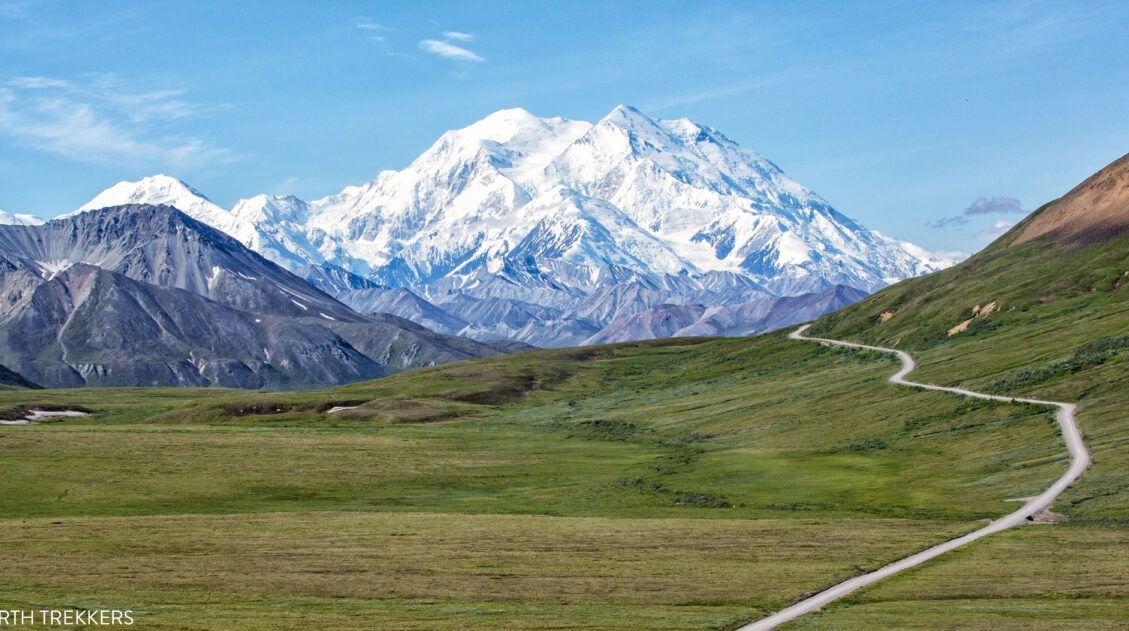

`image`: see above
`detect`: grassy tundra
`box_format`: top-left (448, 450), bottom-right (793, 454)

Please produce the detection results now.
top-left (3, 223), bottom-right (1127, 629)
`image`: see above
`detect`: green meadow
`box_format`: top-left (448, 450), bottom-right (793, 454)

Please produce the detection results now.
top-left (0, 331), bottom-right (1073, 629)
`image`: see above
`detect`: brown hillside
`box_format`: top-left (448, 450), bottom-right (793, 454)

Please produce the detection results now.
top-left (1014, 152), bottom-right (1129, 246)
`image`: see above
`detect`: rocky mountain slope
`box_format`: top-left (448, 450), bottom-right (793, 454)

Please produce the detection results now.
top-left (0, 205), bottom-right (512, 388)
top-left (70, 106), bottom-right (952, 345)
top-left (0, 362), bottom-right (39, 389)
top-left (1013, 152), bottom-right (1129, 246)
top-left (588, 284), bottom-right (868, 344)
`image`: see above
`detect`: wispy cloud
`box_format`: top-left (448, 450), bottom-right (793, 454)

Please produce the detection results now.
top-left (419, 38), bottom-right (485, 62)
top-left (274, 176), bottom-right (300, 195)
top-left (441, 31), bottom-right (474, 42)
top-left (8, 76), bottom-right (71, 89)
top-left (0, 1), bottom-right (32, 19)
top-left (975, 219), bottom-right (1016, 241)
top-left (646, 73), bottom-right (789, 112)
top-left (928, 215), bottom-right (970, 229)
top-left (0, 74), bottom-right (235, 169)
top-left (353, 17), bottom-right (389, 32)
top-left (418, 30), bottom-right (484, 63)
top-left (928, 196), bottom-right (1026, 229)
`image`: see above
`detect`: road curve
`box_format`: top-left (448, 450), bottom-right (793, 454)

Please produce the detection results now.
top-left (738, 324), bottom-right (1091, 630)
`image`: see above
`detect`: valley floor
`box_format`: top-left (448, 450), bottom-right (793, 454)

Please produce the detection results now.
top-left (0, 512), bottom-right (966, 630)
top-left (784, 525), bottom-right (1129, 630)
top-left (0, 329), bottom-right (1126, 629)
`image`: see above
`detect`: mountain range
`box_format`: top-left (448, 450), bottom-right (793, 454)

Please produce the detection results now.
top-left (0, 206), bottom-right (514, 388)
top-left (59, 105), bottom-right (951, 348)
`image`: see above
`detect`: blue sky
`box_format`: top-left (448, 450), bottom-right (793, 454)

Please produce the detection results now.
top-left (1, 0), bottom-right (1127, 254)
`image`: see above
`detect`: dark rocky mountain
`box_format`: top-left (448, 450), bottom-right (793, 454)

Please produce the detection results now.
top-left (0, 205), bottom-right (355, 321)
top-left (0, 205), bottom-right (513, 389)
top-left (336, 262), bottom-right (864, 350)
top-left (0, 363), bottom-right (40, 389)
top-left (583, 304), bottom-right (710, 345)
top-left (343, 287), bottom-right (470, 335)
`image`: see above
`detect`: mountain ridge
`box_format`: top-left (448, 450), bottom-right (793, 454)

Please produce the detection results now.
top-left (68, 105), bottom-right (953, 345)
top-left (0, 205), bottom-right (514, 388)
top-left (1013, 152), bottom-right (1129, 247)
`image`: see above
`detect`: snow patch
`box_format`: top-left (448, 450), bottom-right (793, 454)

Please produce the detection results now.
top-left (1, 409), bottom-right (89, 425)
top-left (36, 259), bottom-right (74, 279)
top-left (207, 265), bottom-right (222, 290)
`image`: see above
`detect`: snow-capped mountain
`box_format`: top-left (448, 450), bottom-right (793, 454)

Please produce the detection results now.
top-left (69, 105), bottom-right (954, 346)
top-left (0, 209), bottom-right (43, 226)
top-left (73, 175), bottom-right (373, 290)
top-left (292, 105), bottom-right (949, 293)
top-left (0, 204), bottom-right (511, 388)
top-left (76, 176), bottom-right (233, 229)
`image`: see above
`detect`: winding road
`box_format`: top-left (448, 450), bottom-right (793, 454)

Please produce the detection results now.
top-left (738, 324), bottom-right (1091, 630)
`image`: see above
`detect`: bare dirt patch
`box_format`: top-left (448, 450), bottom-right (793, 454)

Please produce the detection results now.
top-left (948, 301), bottom-right (998, 337)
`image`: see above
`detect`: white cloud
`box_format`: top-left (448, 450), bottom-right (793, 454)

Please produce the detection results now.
top-left (7, 76), bottom-right (73, 89)
top-left (275, 176), bottom-right (300, 195)
top-left (0, 75), bottom-right (235, 169)
top-left (419, 38), bottom-right (484, 62)
top-left (353, 17), bottom-right (388, 32)
top-left (975, 219), bottom-right (1016, 241)
top-left (646, 73), bottom-right (788, 112)
top-left (441, 31), bottom-right (474, 42)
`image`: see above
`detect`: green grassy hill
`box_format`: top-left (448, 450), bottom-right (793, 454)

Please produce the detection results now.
top-left (791, 153), bottom-right (1129, 628)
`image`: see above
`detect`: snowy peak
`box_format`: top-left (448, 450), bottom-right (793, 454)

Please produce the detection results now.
top-left (600, 104), bottom-right (661, 131)
top-left (418, 108), bottom-right (591, 185)
top-left (79, 174), bottom-right (217, 211)
top-left (459, 107), bottom-right (572, 143)
top-left (231, 194), bottom-right (310, 224)
top-left (589, 105), bottom-right (740, 164)
top-left (0, 209), bottom-right (43, 226)
top-left (74, 174), bottom-right (232, 230)
top-left (72, 177), bottom-right (331, 274)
